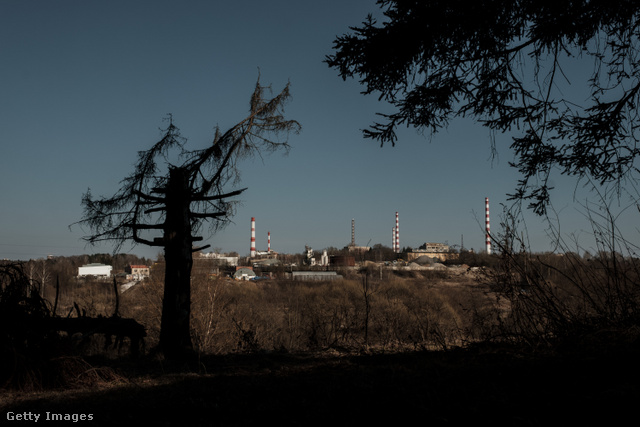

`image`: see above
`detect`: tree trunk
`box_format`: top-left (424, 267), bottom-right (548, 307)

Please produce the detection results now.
top-left (159, 168), bottom-right (194, 359)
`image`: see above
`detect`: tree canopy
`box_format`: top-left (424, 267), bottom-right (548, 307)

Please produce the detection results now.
top-left (326, 0), bottom-right (640, 214)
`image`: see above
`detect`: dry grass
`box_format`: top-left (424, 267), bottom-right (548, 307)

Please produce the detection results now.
top-left (1, 342), bottom-right (638, 426)
top-left (3, 264), bottom-right (640, 425)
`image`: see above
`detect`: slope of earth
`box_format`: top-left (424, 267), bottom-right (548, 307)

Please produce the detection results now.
top-left (2, 341), bottom-right (639, 426)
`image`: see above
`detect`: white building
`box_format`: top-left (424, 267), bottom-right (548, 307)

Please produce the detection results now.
top-left (199, 252), bottom-right (239, 266)
top-left (290, 271), bottom-right (343, 281)
top-left (78, 263), bottom-right (113, 278)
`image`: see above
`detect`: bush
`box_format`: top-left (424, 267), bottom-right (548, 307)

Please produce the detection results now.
top-left (478, 203), bottom-right (640, 351)
top-left (172, 272), bottom-right (495, 355)
top-left (0, 262), bottom-right (131, 390)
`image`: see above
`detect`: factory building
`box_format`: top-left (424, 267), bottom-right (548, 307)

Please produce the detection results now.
top-left (406, 243), bottom-right (455, 262)
top-left (199, 252), bottom-right (239, 266)
top-left (78, 263), bottom-right (112, 278)
top-left (419, 243), bottom-right (450, 252)
top-left (290, 271), bottom-right (343, 281)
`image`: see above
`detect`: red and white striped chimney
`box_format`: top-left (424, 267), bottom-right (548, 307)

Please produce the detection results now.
top-left (392, 227), bottom-right (396, 252)
top-left (267, 231), bottom-right (271, 253)
top-left (395, 212), bottom-right (400, 253)
top-left (485, 198), bottom-right (491, 255)
top-left (250, 217), bottom-right (256, 258)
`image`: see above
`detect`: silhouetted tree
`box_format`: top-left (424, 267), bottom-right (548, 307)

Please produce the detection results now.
top-left (77, 80), bottom-right (300, 359)
top-left (327, 0), bottom-right (640, 214)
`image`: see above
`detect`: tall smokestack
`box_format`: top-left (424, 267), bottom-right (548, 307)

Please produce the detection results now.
top-left (351, 219), bottom-right (355, 247)
top-left (250, 217), bottom-right (256, 258)
top-left (392, 227), bottom-right (396, 252)
top-left (395, 212), bottom-right (400, 253)
top-left (268, 231), bottom-right (271, 253)
top-left (485, 198), bottom-right (491, 255)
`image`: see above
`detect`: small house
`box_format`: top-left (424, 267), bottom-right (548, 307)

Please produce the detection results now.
top-left (125, 264), bottom-right (150, 280)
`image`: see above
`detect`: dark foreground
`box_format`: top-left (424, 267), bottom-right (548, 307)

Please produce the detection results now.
top-left (1, 341), bottom-right (639, 426)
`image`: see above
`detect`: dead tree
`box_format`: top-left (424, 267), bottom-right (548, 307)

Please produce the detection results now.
top-left (76, 80), bottom-right (300, 359)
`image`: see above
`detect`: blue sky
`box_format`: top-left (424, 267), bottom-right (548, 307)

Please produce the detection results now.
top-left (2, 0), bottom-right (639, 261)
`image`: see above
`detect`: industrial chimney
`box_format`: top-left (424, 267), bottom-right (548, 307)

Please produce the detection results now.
top-left (485, 198), bottom-right (491, 255)
top-left (250, 217), bottom-right (256, 258)
top-left (351, 219), bottom-right (355, 247)
top-left (392, 227), bottom-right (396, 252)
top-left (395, 212), bottom-right (400, 253)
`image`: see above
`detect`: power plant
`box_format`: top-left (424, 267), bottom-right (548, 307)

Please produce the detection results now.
top-left (248, 217), bottom-right (278, 259)
top-left (242, 198), bottom-right (492, 262)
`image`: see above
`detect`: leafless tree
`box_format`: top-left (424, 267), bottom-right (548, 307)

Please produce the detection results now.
top-left (76, 80), bottom-right (300, 359)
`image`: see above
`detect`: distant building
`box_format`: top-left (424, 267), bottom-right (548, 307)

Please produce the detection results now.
top-left (290, 271), bottom-right (343, 281)
top-left (419, 243), bottom-right (450, 252)
top-left (78, 263), bottom-right (112, 278)
top-left (320, 250), bottom-right (329, 266)
top-left (252, 258), bottom-right (281, 268)
top-left (234, 267), bottom-right (256, 280)
top-left (345, 245), bottom-right (371, 253)
top-left (407, 243), bottom-right (456, 262)
top-left (199, 252), bottom-right (239, 266)
top-left (125, 264), bottom-right (150, 280)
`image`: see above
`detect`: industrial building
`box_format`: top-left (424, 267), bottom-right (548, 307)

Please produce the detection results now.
top-left (290, 271), bottom-right (343, 281)
top-left (125, 264), bottom-right (150, 280)
top-left (407, 243), bottom-right (454, 262)
top-left (78, 263), bottom-right (112, 278)
top-left (199, 252), bottom-right (239, 266)
top-left (419, 243), bottom-right (450, 252)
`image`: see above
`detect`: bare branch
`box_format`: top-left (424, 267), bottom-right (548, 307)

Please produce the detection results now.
top-left (145, 207), bottom-right (166, 214)
top-left (190, 188), bottom-right (247, 202)
top-left (190, 211), bottom-right (226, 219)
top-left (191, 244), bottom-right (211, 253)
top-left (131, 223), bottom-right (165, 230)
top-left (134, 190), bottom-right (165, 203)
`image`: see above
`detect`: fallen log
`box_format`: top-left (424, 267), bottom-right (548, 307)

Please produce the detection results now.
top-left (45, 316), bottom-right (146, 357)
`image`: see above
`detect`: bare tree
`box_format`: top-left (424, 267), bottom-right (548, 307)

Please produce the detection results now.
top-left (76, 80), bottom-right (300, 359)
top-left (38, 259), bottom-right (50, 300)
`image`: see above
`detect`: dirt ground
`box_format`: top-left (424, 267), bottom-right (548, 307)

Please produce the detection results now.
top-left (2, 342), bottom-right (639, 426)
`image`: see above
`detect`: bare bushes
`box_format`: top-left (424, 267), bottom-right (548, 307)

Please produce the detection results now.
top-left (480, 204), bottom-right (640, 351)
top-left (164, 274), bottom-right (493, 355)
top-left (482, 251), bottom-right (640, 349)
top-left (0, 263), bottom-right (124, 391)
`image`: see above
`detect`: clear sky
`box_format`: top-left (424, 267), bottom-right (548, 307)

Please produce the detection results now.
top-left (2, 0), bottom-right (639, 261)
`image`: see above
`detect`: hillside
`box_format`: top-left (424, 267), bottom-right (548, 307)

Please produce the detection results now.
top-left (3, 254), bottom-right (640, 426)
top-left (2, 340), bottom-right (639, 426)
